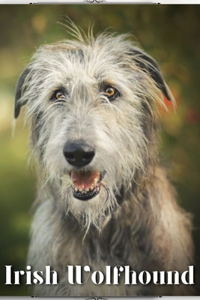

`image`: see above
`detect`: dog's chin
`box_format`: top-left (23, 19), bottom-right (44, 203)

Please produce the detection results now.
top-left (70, 170), bottom-right (106, 202)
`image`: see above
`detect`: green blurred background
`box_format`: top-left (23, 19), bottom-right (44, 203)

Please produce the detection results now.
top-left (0, 4), bottom-right (200, 296)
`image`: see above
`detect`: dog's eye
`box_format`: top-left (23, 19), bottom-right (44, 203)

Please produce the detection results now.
top-left (51, 89), bottom-right (67, 102)
top-left (55, 91), bottom-right (64, 99)
top-left (105, 87), bottom-right (115, 97)
top-left (104, 86), bottom-right (119, 101)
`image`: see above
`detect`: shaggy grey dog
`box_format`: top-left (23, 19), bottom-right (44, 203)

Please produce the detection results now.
top-left (15, 25), bottom-right (194, 296)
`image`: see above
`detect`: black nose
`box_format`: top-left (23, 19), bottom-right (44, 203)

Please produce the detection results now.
top-left (63, 141), bottom-right (95, 168)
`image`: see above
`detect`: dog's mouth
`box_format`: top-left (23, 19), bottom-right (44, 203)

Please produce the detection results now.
top-left (70, 170), bottom-right (105, 201)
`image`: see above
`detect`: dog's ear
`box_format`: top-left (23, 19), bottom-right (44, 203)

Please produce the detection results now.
top-left (14, 67), bottom-right (31, 118)
top-left (131, 49), bottom-right (171, 101)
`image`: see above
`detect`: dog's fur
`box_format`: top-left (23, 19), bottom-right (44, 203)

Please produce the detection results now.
top-left (15, 25), bottom-right (194, 296)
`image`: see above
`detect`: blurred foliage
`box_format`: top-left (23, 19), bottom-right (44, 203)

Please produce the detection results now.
top-left (0, 4), bottom-right (200, 295)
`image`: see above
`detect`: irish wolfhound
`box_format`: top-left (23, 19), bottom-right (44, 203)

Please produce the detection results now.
top-left (14, 25), bottom-right (195, 296)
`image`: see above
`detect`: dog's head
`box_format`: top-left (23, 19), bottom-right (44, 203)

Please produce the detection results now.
top-left (15, 30), bottom-right (174, 230)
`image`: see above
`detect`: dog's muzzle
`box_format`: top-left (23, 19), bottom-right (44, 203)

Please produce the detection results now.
top-left (63, 140), bottom-right (105, 201)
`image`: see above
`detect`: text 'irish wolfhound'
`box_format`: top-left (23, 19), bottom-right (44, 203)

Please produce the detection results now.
top-left (15, 25), bottom-right (195, 296)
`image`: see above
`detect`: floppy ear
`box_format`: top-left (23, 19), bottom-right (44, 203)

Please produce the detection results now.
top-left (131, 49), bottom-right (171, 101)
top-left (14, 67), bottom-right (30, 118)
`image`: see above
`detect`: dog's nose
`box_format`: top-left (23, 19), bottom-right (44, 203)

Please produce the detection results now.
top-left (63, 141), bottom-right (95, 168)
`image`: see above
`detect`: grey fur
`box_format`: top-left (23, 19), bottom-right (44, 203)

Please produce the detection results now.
top-left (15, 25), bottom-right (195, 296)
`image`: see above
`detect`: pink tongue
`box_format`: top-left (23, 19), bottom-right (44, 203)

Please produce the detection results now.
top-left (71, 171), bottom-right (100, 190)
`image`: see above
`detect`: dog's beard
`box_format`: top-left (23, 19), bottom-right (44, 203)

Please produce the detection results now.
top-left (60, 171), bottom-right (119, 233)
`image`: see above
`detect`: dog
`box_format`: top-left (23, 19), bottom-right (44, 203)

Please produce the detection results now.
top-left (14, 24), bottom-right (195, 296)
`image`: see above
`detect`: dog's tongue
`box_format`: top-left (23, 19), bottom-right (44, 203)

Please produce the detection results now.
top-left (71, 171), bottom-right (100, 190)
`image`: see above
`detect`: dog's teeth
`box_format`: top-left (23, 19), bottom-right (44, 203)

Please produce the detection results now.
top-left (75, 188), bottom-right (78, 192)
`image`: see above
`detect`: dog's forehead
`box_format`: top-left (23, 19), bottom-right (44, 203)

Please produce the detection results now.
top-left (34, 38), bottom-right (132, 82)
